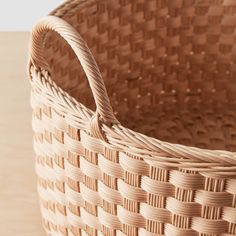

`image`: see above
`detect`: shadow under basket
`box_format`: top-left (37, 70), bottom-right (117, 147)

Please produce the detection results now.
top-left (29, 0), bottom-right (236, 235)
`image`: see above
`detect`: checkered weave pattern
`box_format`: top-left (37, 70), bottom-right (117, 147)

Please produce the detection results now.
top-left (29, 1), bottom-right (236, 235)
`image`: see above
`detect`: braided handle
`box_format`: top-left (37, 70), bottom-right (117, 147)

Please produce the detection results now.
top-left (29, 15), bottom-right (118, 126)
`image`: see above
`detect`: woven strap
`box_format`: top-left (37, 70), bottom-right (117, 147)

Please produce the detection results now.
top-left (29, 16), bottom-right (118, 133)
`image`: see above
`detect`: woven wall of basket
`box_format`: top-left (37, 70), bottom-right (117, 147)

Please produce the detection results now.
top-left (28, 0), bottom-right (236, 235)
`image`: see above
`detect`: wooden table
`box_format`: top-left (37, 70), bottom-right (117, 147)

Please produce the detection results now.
top-left (0, 32), bottom-right (45, 236)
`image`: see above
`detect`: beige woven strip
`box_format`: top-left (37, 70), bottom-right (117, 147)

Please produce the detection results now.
top-left (192, 217), bottom-right (229, 234)
top-left (98, 154), bottom-right (124, 179)
top-left (53, 137), bottom-right (67, 157)
top-left (195, 190), bottom-right (233, 207)
top-left (64, 184), bottom-right (85, 207)
top-left (117, 205), bottom-right (146, 228)
top-left (226, 179), bottom-right (236, 194)
top-left (141, 176), bottom-right (175, 197)
top-left (117, 179), bottom-right (147, 202)
top-left (165, 197), bottom-right (201, 217)
top-left (64, 133), bottom-right (85, 156)
top-left (222, 207), bottom-right (236, 224)
top-left (80, 130), bottom-right (104, 154)
top-left (169, 170), bottom-right (205, 190)
top-left (79, 156), bottom-right (102, 180)
top-left (79, 183), bottom-right (102, 206)
top-left (97, 207), bottom-right (122, 230)
top-left (64, 160), bottom-right (83, 182)
top-left (119, 152), bottom-right (149, 175)
top-left (139, 203), bottom-right (171, 223)
top-left (80, 208), bottom-right (101, 231)
top-left (97, 181), bottom-right (122, 205)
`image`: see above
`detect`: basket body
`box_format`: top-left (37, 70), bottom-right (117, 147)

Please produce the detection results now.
top-left (29, 0), bottom-right (236, 235)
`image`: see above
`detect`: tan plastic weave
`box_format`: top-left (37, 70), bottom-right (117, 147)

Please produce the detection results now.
top-left (29, 0), bottom-right (236, 235)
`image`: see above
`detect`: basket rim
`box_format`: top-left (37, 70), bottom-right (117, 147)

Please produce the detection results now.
top-left (29, 67), bottom-right (236, 172)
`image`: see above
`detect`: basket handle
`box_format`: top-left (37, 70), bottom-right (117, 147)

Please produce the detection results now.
top-left (29, 16), bottom-right (118, 131)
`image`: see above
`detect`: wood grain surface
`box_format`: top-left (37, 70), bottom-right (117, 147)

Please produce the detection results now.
top-left (0, 32), bottom-right (45, 236)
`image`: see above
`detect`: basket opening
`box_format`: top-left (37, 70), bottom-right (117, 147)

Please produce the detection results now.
top-left (42, 0), bottom-right (236, 151)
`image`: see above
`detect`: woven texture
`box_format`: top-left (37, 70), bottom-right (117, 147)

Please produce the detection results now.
top-left (29, 0), bottom-right (236, 235)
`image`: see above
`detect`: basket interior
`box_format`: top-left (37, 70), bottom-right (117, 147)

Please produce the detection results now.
top-left (42, 0), bottom-right (236, 151)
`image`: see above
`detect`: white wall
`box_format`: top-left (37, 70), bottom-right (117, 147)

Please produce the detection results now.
top-left (0, 0), bottom-right (64, 31)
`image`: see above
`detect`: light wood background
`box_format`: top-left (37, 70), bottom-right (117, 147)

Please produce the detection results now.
top-left (0, 32), bottom-right (45, 236)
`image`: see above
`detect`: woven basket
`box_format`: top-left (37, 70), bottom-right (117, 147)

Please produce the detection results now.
top-left (28, 0), bottom-right (236, 235)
